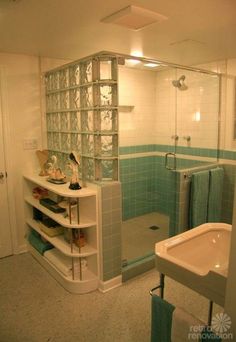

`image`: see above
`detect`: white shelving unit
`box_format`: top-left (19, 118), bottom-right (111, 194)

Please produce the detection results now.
top-left (24, 173), bottom-right (99, 294)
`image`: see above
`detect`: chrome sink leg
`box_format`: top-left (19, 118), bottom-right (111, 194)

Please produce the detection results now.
top-left (208, 300), bottom-right (213, 326)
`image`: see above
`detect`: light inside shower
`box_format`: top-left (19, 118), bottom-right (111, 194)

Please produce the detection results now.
top-left (144, 63), bottom-right (160, 68)
top-left (193, 111), bottom-right (201, 122)
top-left (125, 59), bottom-right (141, 66)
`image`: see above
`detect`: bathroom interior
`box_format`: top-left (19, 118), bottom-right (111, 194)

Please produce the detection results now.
top-left (1, 1), bottom-right (236, 340)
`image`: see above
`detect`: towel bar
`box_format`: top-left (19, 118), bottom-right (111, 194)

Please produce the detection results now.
top-left (150, 273), bottom-right (214, 327)
top-left (150, 273), bottom-right (165, 298)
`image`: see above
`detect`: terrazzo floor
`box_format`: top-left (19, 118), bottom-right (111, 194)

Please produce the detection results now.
top-left (0, 252), bottom-right (223, 342)
top-left (122, 212), bottom-right (169, 261)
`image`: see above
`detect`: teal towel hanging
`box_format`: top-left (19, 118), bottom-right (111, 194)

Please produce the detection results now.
top-left (189, 170), bottom-right (210, 228)
top-left (151, 294), bottom-right (175, 342)
top-left (207, 168), bottom-right (224, 222)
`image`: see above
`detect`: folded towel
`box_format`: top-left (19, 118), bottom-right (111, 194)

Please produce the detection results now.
top-left (189, 170), bottom-right (209, 228)
top-left (151, 294), bottom-right (175, 342)
top-left (28, 230), bottom-right (54, 255)
top-left (207, 168), bottom-right (224, 222)
top-left (171, 307), bottom-right (204, 341)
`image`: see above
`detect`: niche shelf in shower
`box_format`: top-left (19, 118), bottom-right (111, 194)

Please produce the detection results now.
top-left (119, 105), bottom-right (134, 112)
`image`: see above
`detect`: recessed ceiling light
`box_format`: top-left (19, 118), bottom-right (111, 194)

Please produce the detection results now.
top-left (101, 5), bottom-right (168, 30)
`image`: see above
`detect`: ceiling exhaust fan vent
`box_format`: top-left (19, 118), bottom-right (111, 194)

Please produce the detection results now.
top-left (101, 5), bottom-right (168, 30)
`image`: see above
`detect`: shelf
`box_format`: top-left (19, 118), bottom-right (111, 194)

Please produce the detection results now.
top-left (28, 244), bottom-right (98, 294)
top-left (119, 105), bottom-right (134, 112)
top-left (27, 218), bottom-right (97, 257)
top-left (25, 196), bottom-right (96, 228)
top-left (24, 173), bottom-right (96, 198)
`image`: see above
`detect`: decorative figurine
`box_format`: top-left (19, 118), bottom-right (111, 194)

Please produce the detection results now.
top-left (36, 150), bottom-right (49, 176)
top-left (68, 152), bottom-right (81, 190)
top-left (47, 155), bottom-right (66, 184)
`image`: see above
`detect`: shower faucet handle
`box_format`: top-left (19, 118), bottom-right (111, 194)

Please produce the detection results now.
top-left (171, 135), bottom-right (179, 141)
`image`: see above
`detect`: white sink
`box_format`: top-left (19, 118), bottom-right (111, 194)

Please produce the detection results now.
top-left (155, 223), bottom-right (232, 306)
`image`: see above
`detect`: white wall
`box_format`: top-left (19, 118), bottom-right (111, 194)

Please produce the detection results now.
top-left (118, 66), bottom-right (157, 146)
top-left (155, 68), bottom-right (219, 149)
top-left (0, 53), bottom-right (69, 253)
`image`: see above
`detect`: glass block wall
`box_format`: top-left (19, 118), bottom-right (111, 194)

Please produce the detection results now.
top-left (44, 53), bottom-right (119, 183)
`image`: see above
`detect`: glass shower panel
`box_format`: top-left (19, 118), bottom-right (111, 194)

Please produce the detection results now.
top-left (175, 69), bottom-right (220, 169)
top-left (119, 63), bottom-right (178, 265)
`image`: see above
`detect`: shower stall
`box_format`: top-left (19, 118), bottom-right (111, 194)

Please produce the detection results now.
top-left (43, 51), bottom-right (221, 281)
top-left (118, 56), bottom-right (220, 270)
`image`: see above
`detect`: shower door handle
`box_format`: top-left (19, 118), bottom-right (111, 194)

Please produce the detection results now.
top-left (165, 153), bottom-right (176, 170)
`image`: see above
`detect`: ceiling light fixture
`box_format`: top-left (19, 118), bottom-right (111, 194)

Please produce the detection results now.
top-left (101, 5), bottom-right (168, 30)
top-left (144, 63), bottom-right (160, 68)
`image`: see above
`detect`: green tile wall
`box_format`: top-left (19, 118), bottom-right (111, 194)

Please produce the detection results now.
top-left (221, 164), bottom-right (236, 223)
top-left (120, 145), bottom-right (236, 238)
top-left (100, 182), bottom-right (122, 281)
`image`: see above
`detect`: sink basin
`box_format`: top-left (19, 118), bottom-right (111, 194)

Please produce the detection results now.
top-left (155, 223), bottom-right (232, 306)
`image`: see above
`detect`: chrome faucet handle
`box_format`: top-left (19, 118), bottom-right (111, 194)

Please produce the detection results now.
top-left (171, 135), bottom-right (179, 141)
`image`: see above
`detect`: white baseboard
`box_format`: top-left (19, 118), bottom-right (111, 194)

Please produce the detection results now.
top-left (98, 275), bottom-right (122, 293)
top-left (15, 244), bottom-right (27, 254)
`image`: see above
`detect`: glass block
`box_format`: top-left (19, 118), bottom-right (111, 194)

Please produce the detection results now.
top-left (47, 72), bottom-right (59, 91)
top-left (46, 95), bottom-right (52, 112)
top-left (61, 153), bottom-right (69, 174)
top-left (94, 135), bottom-right (116, 157)
top-left (94, 109), bottom-right (118, 132)
top-left (80, 61), bottom-right (92, 84)
top-left (96, 84), bottom-right (117, 107)
top-left (46, 113), bottom-right (53, 131)
top-left (52, 132), bottom-right (60, 150)
top-left (81, 111), bottom-right (93, 132)
top-left (61, 133), bottom-right (70, 152)
top-left (100, 60), bottom-right (112, 80)
top-left (60, 91), bottom-right (70, 110)
top-left (69, 64), bottom-right (80, 86)
top-left (95, 159), bottom-right (117, 181)
top-left (71, 133), bottom-right (81, 152)
top-left (52, 113), bottom-right (60, 131)
top-left (47, 132), bottom-right (53, 149)
top-left (47, 93), bottom-right (60, 112)
top-left (59, 69), bottom-right (69, 88)
top-left (82, 134), bottom-right (94, 156)
top-left (70, 111), bottom-right (81, 131)
top-left (70, 89), bottom-right (80, 109)
top-left (83, 157), bottom-right (95, 181)
top-left (60, 112), bottom-right (70, 131)
top-left (81, 86), bottom-right (93, 108)
top-left (45, 75), bottom-right (51, 93)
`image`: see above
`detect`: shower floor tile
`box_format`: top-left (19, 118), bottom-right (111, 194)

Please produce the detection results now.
top-left (122, 212), bottom-right (169, 262)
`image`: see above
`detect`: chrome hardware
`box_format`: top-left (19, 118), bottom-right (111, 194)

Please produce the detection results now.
top-left (171, 135), bottom-right (179, 141)
top-left (183, 135), bottom-right (191, 142)
top-left (165, 152), bottom-right (176, 170)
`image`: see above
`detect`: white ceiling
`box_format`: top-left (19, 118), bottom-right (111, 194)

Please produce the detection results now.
top-left (0, 0), bottom-right (236, 66)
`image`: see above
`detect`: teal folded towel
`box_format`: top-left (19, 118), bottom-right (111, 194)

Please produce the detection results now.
top-left (189, 170), bottom-right (210, 228)
top-left (28, 230), bottom-right (54, 255)
top-left (207, 168), bottom-right (224, 222)
top-left (151, 294), bottom-right (175, 342)
top-left (201, 327), bottom-right (221, 341)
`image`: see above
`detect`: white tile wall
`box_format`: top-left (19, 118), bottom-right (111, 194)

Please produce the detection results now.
top-left (118, 66), bottom-right (157, 146)
top-left (119, 64), bottom-right (220, 150)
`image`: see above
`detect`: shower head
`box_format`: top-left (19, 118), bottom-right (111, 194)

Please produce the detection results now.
top-left (172, 75), bottom-right (188, 90)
